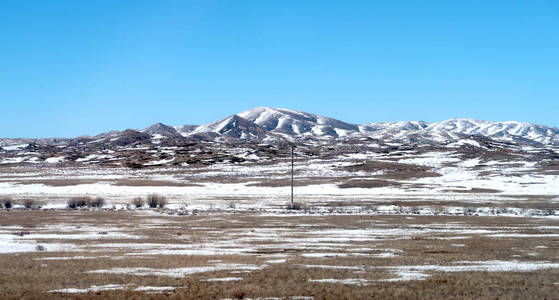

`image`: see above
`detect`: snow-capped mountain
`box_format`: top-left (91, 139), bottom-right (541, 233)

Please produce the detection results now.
top-left (2, 107), bottom-right (559, 147)
top-left (190, 115), bottom-right (268, 140)
top-left (143, 123), bottom-right (182, 138)
top-left (359, 121), bottom-right (430, 139)
top-left (198, 107), bottom-right (559, 146)
top-left (174, 125), bottom-right (198, 136)
top-left (359, 118), bottom-right (559, 146)
top-left (423, 119), bottom-right (559, 145)
top-left (236, 107), bottom-right (360, 138)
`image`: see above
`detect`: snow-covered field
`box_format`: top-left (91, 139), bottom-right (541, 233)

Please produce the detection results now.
top-left (0, 211), bottom-right (557, 298)
top-left (1, 143), bottom-right (558, 298)
top-left (1, 148), bottom-right (558, 219)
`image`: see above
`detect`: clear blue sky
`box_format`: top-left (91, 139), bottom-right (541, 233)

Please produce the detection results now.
top-left (1, 0), bottom-right (558, 138)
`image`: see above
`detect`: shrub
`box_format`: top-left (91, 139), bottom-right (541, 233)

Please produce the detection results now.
top-left (132, 197), bottom-right (144, 208)
top-left (13, 231), bottom-right (30, 237)
top-left (158, 197), bottom-right (167, 208)
top-left (87, 197), bottom-right (105, 208)
top-left (463, 206), bottom-right (476, 216)
top-left (2, 197), bottom-right (13, 209)
top-left (543, 208), bottom-right (556, 216)
top-left (287, 202), bottom-right (303, 210)
top-left (67, 196), bottom-right (89, 209)
top-left (23, 199), bottom-right (40, 209)
top-left (35, 245), bottom-right (46, 251)
top-left (147, 194), bottom-right (167, 208)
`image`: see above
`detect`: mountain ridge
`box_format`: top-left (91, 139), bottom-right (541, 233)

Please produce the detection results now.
top-left (2, 107), bottom-right (559, 147)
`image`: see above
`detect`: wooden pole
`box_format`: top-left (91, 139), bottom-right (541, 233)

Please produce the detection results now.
top-left (291, 144), bottom-right (294, 206)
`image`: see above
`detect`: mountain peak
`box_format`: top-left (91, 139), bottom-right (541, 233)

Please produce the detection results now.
top-left (190, 114), bottom-right (268, 140)
top-left (237, 107), bottom-right (359, 137)
top-left (144, 123), bottom-right (181, 137)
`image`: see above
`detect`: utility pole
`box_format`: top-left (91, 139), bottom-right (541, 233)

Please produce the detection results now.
top-left (291, 144), bottom-right (294, 206)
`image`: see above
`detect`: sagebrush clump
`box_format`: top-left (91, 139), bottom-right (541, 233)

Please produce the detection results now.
top-left (2, 197), bottom-right (13, 209)
top-left (67, 197), bottom-right (89, 209)
top-left (23, 199), bottom-right (40, 209)
top-left (147, 194), bottom-right (167, 208)
top-left (132, 197), bottom-right (144, 208)
top-left (287, 202), bottom-right (303, 210)
top-left (87, 197), bottom-right (105, 208)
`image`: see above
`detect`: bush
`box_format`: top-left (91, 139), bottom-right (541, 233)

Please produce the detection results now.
top-left (23, 199), bottom-right (41, 209)
top-left (147, 194), bottom-right (167, 208)
top-left (132, 197), bottom-right (144, 208)
top-left (67, 196), bottom-right (89, 209)
top-left (13, 231), bottom-right (30, 237)
top-left (543, 208), bottom-right (556, 216)
top-left (463, 206), bottom-right (476, 216)
top-left (2, 197), bottom-right (13, 209)
top-left (287, 202), bottom-right (303, 210)
top-left (87, 197), bottom-right (105, 208)
top-left (158, 197), bottom-right (167, 208)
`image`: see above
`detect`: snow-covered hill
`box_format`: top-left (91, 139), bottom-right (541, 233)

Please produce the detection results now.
top-left (359, 118), bottom-right (559, 145)
top-left (422, 119), bottom-right (559, 145)
top-left (190, 115), bottom-right (268, 140)
top-left (236, 107), bottom-right (360, 138)
top-left (220, 107), bottom-right (559, 145)
top-left (143, 123), bottom-right (182, 138)
top-left (2, 107), bottom-right (559, 147)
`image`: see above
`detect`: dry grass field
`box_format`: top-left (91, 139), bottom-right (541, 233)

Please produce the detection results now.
top-left (1, 210), bottom-right (558, 299)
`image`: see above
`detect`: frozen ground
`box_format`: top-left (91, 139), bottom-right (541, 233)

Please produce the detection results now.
top-left (1, 141), bottom-right (558, 298)
top-left (1, 147), bottom-right (558, 218)
top-left (0, 211), bottom-right (557, 298)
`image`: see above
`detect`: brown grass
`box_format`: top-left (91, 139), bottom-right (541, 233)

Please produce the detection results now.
top-left (0, 211), bottom-right (557, 299)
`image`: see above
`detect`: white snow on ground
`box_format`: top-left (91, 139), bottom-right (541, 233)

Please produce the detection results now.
top-left (0, 233), bottom-right (78, 253)
top-left (2, 146), bottom-right (559, 201)
top-left (299, 252), bottom-right (391, 258)
top-left (486, 233), bottom-right (559, 238)
top-left (6, 232), bottom-right (143, 240)
top-left (134, 286), bottom-right (176, 292)
top-left (88, 263), bottom-right (266, 278)
top-left (203, 277), bottom-right (243, 282)
top-left (396, 152), bottom-right (462, 167)
top-left (448, 139), bottom-right (481, 147)
top-left (49, 284), bottom-right (177, 293)
top-left (125, 247), bottom-right (255, 256)
top-left (301, 253), bottom-right (351, 258)
top-left (378, 270), bottom-right (430, 282)
top-left (2, 169), bottom-right (559, 200)
top-left (308, 278), bottom-right (369, 286)
top-left (297, 264), bottom-right (363, 270)
top-left (0, 157), bottom-right (27, 164)
top-left (266, 259), bottom-right (287, 264)
top-left (2, 144), bottom-right (29, 151)
top-left (0, 225), bottom-right (145, 253)
top-left (45, 157), bottom-right (65, 164)
top-left (144, 157), bottom-right (176, 166)
top-left (35, 256), bottom-right (110, 260)
top-left (459, 158), bottom-right (480, 168)
top-left (76, 154), bottom-right (114, 162)
top-left (49, 284), bottom-right (132, 293)
top-left (302, 260), bottom-right (559, 284)
top-left (377, 260), bottom-right (559, 281)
